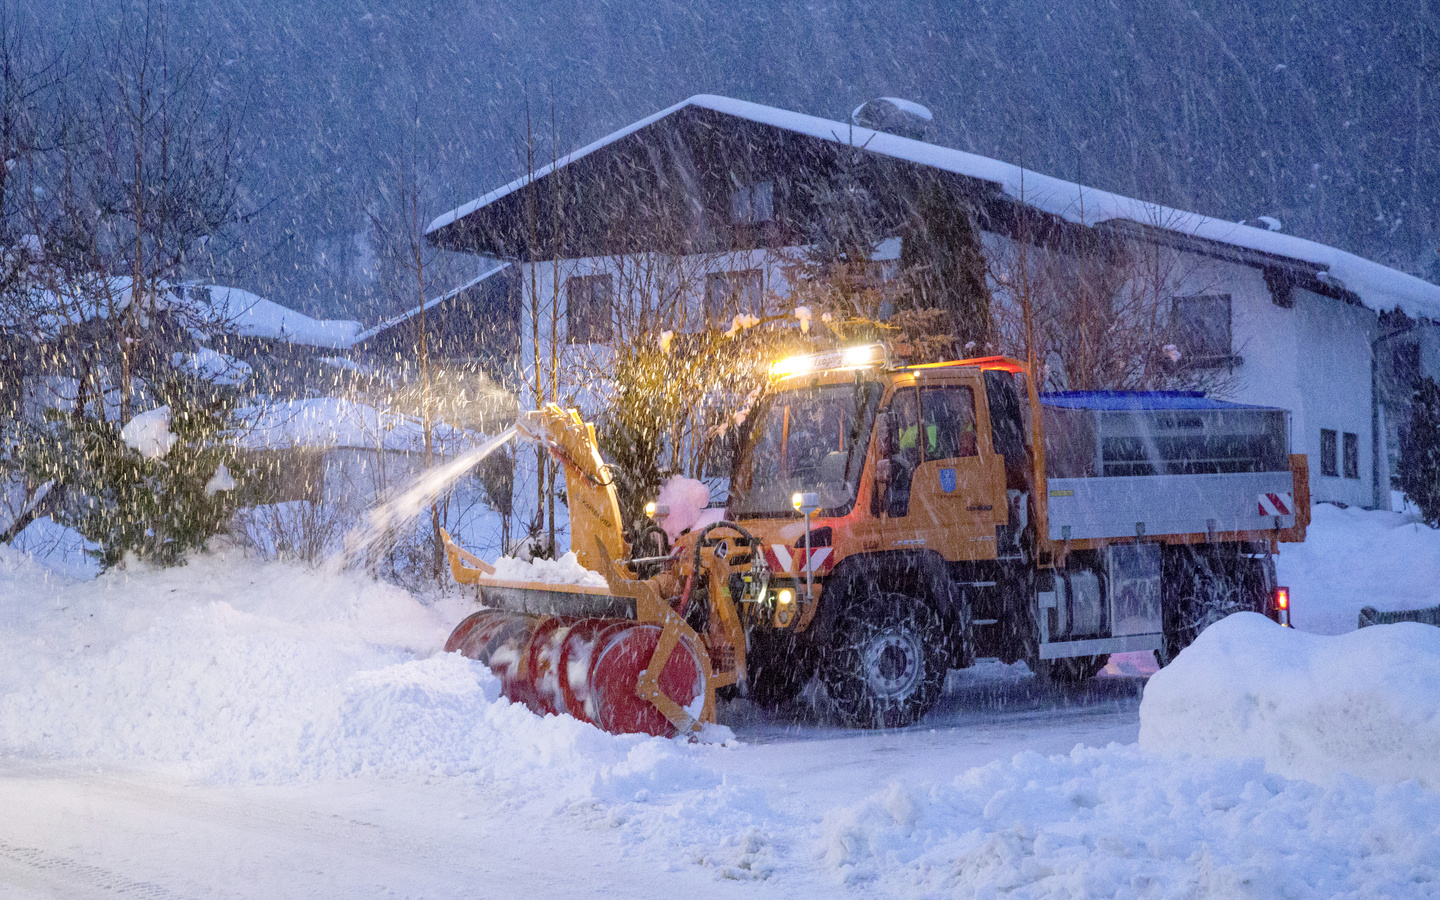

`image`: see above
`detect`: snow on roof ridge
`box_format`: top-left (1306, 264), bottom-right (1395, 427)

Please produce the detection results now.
top-left (429, 94), bottom-right (1440, 321)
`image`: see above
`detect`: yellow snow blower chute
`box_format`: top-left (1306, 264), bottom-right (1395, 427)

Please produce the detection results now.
top-left (442, 404), bottom-right (758, 738)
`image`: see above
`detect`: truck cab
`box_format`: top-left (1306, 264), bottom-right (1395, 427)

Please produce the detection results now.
top-left (724, 345), bottom-right (1305, 727)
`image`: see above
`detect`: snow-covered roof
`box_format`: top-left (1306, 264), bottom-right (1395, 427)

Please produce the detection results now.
top-left (205, 286), bottom-right (362, 349)
top-left (349, 261), bottom-right (509, 346)
top-left (429, 94), bottom-right (1440, 321)
top-left (235, 398), bottom-right (481, 454)
top-left (5, 276), bottom-right (363, 349)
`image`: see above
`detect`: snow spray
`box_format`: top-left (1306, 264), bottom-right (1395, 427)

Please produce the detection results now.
top-left (339, 424), bottom-right (518, 568)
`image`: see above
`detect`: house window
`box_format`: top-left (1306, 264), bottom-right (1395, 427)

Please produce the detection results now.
top-left (704, 269), bottom-right (764, 319)
top-left (566, 274), bottom-right (612, 343)
top-left (1320, 428), bottom-right (1338, 477)
top-left (1170, 294), bottom-right (1232, 364)
top-left (1343, 431), bottom-right (1359, 479)
top-left (729, 181), bottom-right (774, 224)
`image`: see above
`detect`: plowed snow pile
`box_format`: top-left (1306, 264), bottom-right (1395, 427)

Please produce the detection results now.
top-left (1139, 612), bottom-right (1440, 789)
top-left (1276, 499), bottom-right (1440, 633)
top-left (820, 746), bottom-right (1440, 897)
top-left (0, 547), bottom-right (713, 798)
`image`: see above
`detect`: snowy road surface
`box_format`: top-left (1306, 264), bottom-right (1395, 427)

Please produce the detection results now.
top-left (0, 671), bottom-right (1142, 899)
top-left (2, 501), bottom-right (1440, 898)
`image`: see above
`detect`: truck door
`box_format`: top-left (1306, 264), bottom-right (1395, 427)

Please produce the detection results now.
top-left (879, 382), bottom-right (1007, 558)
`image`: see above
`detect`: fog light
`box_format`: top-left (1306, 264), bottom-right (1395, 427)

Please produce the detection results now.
top-left (774, 588), bottom-right (796, 627)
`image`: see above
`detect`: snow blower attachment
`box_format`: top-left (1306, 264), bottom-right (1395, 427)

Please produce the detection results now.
top-left (442, 404), bottom-right (757, 738)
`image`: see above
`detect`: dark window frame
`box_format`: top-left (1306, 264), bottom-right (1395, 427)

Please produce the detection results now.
top-left (917, 385), bottom-right (979, 461)
top-left (565, 274), bottom-right (613, 344)
top-left (1170, 294), bottom-right (1234, 366)
top-left (1343, 431), bottom-right (1360, 479)
top-left (729, 181), bottom-right (774, 225)
top-left (1320, 428), bottom-right (1338, 477)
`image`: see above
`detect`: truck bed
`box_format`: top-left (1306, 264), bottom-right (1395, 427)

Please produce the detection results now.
top-left (1041, 392), bottom-right (1296, 541)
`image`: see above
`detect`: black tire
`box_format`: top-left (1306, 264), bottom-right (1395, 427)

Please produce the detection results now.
top-left (1154, 558), bottom-right (1252, 667)
top-left (822, 592), bottom-right (947, 728)
top-left (1034, 654), bottom-right (1109, 685)
top-left (745, 629), bottom-right (814, 709)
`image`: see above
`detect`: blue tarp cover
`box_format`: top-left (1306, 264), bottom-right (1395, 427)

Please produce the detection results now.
top-left (1040, 391), bottom-right (1274, 411)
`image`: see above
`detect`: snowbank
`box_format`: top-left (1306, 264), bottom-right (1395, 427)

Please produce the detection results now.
top-left (1276, 501), bottom-right (1440, 634)
top-left (0, 548), bottom-right (689, 791)
top-left (1139, 612), bottom-right (1440, 789)
top-left (2, 542), bottom-right (1440, 892)
top-left (207, 285), bottom-right (361, 349)
top-left (819, 744), bottom-right (1440, 896)
top-left (174, 347), bottom-right (252, 386)
top-left (487, 551), bottom-right (607, 589)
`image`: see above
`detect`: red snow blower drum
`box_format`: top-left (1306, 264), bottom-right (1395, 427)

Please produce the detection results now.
top-left (445, 610), bottom-right (706, 738)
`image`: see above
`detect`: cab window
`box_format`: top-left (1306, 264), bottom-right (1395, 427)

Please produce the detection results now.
top-left (919, 386), bottom-right (977, 460)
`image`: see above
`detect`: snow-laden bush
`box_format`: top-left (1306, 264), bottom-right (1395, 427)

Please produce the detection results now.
top-left (20, 375), bottom-right (243, 567)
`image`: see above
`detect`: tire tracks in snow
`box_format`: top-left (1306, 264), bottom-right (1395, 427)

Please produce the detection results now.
top-left (0, 840), bottom-right (186, 899)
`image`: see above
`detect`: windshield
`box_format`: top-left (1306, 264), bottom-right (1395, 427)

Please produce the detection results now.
top-left (729, 381), bottom-right (881, 518)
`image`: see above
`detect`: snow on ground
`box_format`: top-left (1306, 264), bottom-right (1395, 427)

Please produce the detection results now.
top-left (1276, 499), bottom-right (1440, 634)
top-left (119, 405), bottom-right (178, 459)
top-left (0, 504), bottom-right (1438, 896)
top-left (1141, 612), bottom-right (1440, 789)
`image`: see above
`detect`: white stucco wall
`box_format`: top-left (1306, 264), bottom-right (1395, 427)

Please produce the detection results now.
top-left (1294, 289), bottom-right (1376, 507)
top-left (1172, 258), bottom-right (1378, 508)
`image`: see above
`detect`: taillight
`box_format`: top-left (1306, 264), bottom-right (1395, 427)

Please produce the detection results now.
top-left (1274, 587), bottom-right (1291, 627)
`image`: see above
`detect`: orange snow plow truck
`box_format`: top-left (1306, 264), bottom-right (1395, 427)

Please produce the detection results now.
top-left (443, 346), bottom-right (1307, 737)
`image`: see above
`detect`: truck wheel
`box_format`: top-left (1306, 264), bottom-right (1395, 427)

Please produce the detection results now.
top-left (822, 593), bottom-right (946, 728)
top-left (745, 629), bottom-right (814, 709)
top-left (1154, 569), bottom-right (1247, 667)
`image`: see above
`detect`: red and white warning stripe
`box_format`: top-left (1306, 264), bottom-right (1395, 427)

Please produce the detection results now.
top-left (1258, 492), bottom-right (1293, 516)
top-left (765, 544), bottom-right (834, 576)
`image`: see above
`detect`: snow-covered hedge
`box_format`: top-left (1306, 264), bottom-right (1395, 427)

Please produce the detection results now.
top-left (1139, 612), bottom-right (1440, 789)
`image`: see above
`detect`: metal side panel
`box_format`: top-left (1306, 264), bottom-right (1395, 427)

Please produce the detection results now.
top-left (479, 583), bottom-right (637, 619)
top-left (1039, 632), bottom-right (1163, 659)
top-left (1046, 471), bottom-right (1296, 541)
